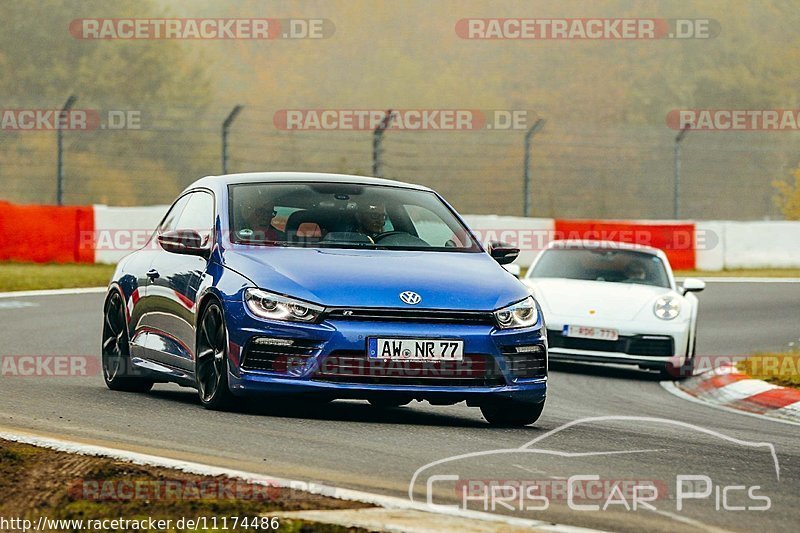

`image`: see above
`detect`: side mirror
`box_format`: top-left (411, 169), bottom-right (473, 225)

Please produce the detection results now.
top-left (681, 277), bottom-right (706, 294)
top-left (157, 230), bottom-right (210, 258)
top-left (488, 241), bottom-right (520, 266)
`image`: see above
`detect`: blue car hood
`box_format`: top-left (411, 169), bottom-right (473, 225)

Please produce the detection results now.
top-left (223, 247), bottom-right (528, 311)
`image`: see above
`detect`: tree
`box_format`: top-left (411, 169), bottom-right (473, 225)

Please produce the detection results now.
top-left (773, 166), bottom-right (800, 220)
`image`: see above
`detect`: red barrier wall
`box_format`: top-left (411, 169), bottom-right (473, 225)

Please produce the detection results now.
top-left (0, 201), bottom-right (95, 263)
top-left (553, 219), bottom-right (696, 270)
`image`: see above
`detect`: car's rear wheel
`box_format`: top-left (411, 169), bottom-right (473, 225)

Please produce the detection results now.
top-left (480, 400), bottom-right (545, 427)
top-left (196, 302), bottom-right (235, 410)
top-left (102, 291), bottom-right (154, 393)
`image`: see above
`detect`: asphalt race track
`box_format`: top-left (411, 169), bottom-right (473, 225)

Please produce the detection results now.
top-left (1, 282), bottom-right (798, 532)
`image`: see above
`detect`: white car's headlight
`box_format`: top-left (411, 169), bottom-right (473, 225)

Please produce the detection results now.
top-left (494, 296), bottom-right (539, 329)
top-left (653, 295), bottom-right (681, 320)
top-left (244, 288), bottom-right (324, 323)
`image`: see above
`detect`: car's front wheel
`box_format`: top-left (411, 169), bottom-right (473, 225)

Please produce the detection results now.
top-left (196, 302), bottom-right (235, 410)
top-left (480, 399), bottom-right (545, 427)
top-left (102, 291), bottom-right (154, 393)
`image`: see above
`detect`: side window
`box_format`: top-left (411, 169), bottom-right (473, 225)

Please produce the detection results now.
top-left (404, 205), bottom-right (462, 247)
top-left (158, 195), bottom-right (191, 234)
top-left (174, 191), bottom-right (215, 245)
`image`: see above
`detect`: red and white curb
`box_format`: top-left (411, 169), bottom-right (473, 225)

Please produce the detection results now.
top-left (662, 365), bottom-right (800, 426)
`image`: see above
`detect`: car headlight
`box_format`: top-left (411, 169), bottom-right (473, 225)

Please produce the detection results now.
top-left (653, 296), bottom-right (681, 320)
top-left (494, 296), bottom-right (539, 329)
top-left (244, 288), bottom-right (324, 323)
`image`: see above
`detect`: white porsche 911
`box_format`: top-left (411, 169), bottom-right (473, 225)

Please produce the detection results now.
top-left (522, 240), bottom-right (705, 377)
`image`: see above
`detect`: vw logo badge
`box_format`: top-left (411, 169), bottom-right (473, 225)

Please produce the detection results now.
top-left (399, 291), bottom-right (422, 305)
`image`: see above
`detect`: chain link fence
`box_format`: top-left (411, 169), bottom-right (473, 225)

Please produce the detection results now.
top-left (1, 101), bottom-right (797, 220)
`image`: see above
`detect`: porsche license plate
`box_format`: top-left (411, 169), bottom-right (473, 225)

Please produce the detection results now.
top-left (563, 325), bottom-right (619, 341)
top-left (368, 338), bottom-right (464, 361)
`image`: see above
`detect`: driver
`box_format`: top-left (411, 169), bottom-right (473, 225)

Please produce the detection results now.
top-left (354, 200), bottom-right (387, 242)
top-left (239, 191), bottom-right (286, 242)
top-left (622, 260), bottom-right (647, 282)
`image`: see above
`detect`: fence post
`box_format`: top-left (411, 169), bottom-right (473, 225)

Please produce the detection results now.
top-left (673, 125), bottom-right (690, 219)
top-left (523, 118), bottom-right (546, 217)
top-left (56, 94), bottom-right (77, 206)
top-left (372, 110), bottom-right (394, 178)
top-left (221, 105), bottom-right (243, 174)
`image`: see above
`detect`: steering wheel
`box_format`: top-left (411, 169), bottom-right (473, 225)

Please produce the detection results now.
top-left (371, 231), bottom-right (407, 242)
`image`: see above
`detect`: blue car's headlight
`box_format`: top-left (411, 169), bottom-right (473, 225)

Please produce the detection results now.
top-left (244, 288), bottom-right (325, 323)
top-left (494, 296), bottom-right (539, 329)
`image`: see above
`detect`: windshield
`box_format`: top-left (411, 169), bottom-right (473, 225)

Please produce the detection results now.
top-left (228, 182), bottom-right (481, 252)
top-left (529, 248), bottom-right (670, 288)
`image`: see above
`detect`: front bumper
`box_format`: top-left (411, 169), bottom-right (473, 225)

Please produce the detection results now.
top-left (224, 309), bottom-right (548, 404)
top-left (545, 316), bottom-right (691, 369)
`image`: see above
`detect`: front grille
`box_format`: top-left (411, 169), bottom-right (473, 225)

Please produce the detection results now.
top-left (547, 330), bottom-right (674, 357)
top-left (312, 351), bottom-right (505, 386)
top-left (324, 308), bottom-right (495, 325)
top-left (241, 337), bottom-right (323, 373)
top-left (501, 344), bottom-right (548, 378)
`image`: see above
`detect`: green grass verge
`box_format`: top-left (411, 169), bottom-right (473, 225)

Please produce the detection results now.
top-left (0, 262), bottom-right (115, 292)
top-left (736, 351), bottom-right (800, 389)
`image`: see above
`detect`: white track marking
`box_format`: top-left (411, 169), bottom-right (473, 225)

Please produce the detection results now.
top-left (0, 287), bottom-right (106, 299)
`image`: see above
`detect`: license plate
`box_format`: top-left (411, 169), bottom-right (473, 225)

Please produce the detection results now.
top-left (368, 338), bottom-right (464, 361)
top-left (563, 325), bottom-right (619, 341)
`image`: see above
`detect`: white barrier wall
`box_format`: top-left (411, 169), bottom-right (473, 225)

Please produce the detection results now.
top-left (695, 221), bottom-right (726, 271)
top-left (719, 221), bottom-right (800, 269)
top-left (93, 204), bottom-right (169, 264)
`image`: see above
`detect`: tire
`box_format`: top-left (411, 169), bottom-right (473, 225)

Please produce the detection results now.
top-left (368, 397), bottom-right (412, 408)
top-left (196, 302), bottom-right (235, 410)
top-left (480, 400), bottom-right (545, 427)
top-left (662, 335), bottom-right (696, 381)
top-left (102, 291), bottom-right (154, 393)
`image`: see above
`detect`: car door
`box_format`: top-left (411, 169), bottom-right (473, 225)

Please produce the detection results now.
top-left (128, 194), bottom-right (190, 363)
top-left (138, 190), bottom-right (214, 371)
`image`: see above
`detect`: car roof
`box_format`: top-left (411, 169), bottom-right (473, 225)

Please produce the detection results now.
top-left (186, 172), bottom-right (433, 193)
top-left (547, 239), bottom-right (665, 257)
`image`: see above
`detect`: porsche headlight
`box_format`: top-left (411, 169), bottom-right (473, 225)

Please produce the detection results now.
top-left (494, 296), bottom-right (539, 329)
top-left (244, 288), bottom-right (324, 323)
top-left (653, 296), bottom-right (681, 320)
